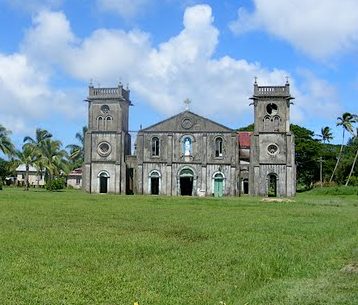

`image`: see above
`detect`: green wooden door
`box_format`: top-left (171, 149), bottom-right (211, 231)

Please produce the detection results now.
top-left (214, 178), bottom-right (223, 197)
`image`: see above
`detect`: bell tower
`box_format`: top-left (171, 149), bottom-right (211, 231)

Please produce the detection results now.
top-left (83, 84), bottom-right (132, 193)
top-left (249, 81), bottom-right (296, 197)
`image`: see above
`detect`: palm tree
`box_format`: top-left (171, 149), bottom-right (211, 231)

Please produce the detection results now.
top-left (66, 126), bottom-right (87, 168)
top-left (41, 139), bottom-right (67, 182)
top-left (318, 126), bottom-right (333, 143)
top-left (330, 113), bottom-right (356, 182)
top-left (345, 122), bottom-right (358, 186)
top-left (0, 124), bottom-right (15, 157)
top-left (23, 128), bottom-right (53, 186)
top-left (16, 144), bottom-right (37, 191)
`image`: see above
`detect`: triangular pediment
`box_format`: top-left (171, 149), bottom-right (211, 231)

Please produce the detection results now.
top-left (141, 111), bottom-right (233, 133)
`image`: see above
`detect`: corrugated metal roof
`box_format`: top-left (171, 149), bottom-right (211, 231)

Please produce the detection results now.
top-left (16, 164), bottom-right (42, 172)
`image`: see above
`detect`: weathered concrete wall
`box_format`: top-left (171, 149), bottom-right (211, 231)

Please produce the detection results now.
top-left (136, 110), bottom-right (239, 196)
top-left (83, 85), bottom-right (131, 194)
top-left (249, 83), bottom-right (296, 197)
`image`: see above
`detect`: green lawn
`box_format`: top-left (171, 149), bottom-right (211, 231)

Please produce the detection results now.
top-left (0, 188), bottom-right (357, 305)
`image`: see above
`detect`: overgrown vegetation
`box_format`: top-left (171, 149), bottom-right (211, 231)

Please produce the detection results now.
top-left (45, 177), bottom-right (66, 191)
top-left (0, 188), bottom-right (357, 305)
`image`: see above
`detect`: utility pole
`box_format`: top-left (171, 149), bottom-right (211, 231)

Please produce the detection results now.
top-left (318, 157), bottom-right (324, 187)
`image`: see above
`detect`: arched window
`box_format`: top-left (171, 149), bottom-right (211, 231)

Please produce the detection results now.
top-left (273, 116), bottom-right (280, 131)
top-left (263, 115), bottom-right (270, 131)
top-left (215, 137), bottom-right (223, 157)
top-left (105, 116), bottom-right (113, 130)
top-left (182, 137), bottom-right (192, 156)
top-left (97, 116), bottom-right (103, 130)
top-left (151, 137), bottom-right (160, 156)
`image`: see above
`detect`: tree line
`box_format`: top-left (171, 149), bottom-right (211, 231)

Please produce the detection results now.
top-left (0, 126), bottom-right (87, 190)
top-left (238, 112), bottom-right (358, 190)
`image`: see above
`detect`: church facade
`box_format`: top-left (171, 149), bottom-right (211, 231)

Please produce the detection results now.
top-left (82, 82), bottom-right (296, 197)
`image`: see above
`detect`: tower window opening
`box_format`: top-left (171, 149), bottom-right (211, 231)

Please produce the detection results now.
top-left (151, 137), bottom-right (160, 156)
top-left (215, 137), bottom-right (223, 157)
top-left (266, 103), bottom-right (278, 115)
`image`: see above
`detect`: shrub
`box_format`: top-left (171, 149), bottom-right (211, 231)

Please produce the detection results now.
top-left (46, 178), bottom-right (65, 191)
top-left (0, 180), bottom-right (3, 190)
top-left (347, 176), bottom-right (358, 186)
top-left (308, 186), bottom-right (358, 196)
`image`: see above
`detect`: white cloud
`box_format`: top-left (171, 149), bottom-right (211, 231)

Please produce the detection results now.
top-left (12, 4), bottom-right (340, 133)
top-left (230, 0), bottom-right (358, 59)
top-left (22, 5), bottom-right (290, 119)
top-left (0, 52), bottom-right (84, 136)
top-left (97, 0), bottom-right (151, 19)
top-left (22, 10), bottom-right (76, 68)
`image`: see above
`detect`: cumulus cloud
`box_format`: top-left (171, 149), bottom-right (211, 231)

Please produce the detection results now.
top-left (0, 52), bottom-right (85, 135)
top-left (22, 10), bottom-right (76, 68)
top-left (230, 0), bottom-right (358, 59)
top-left (4, 3), bottom-right (341, 138)
top-left (21, 5), bottom-right (293, 120)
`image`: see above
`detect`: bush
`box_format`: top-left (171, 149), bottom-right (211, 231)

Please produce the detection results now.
top-left (0, 180), bottom-right (3, 190)
top-left (347, 176), bottom-right (358, 186)
top-left (46, 178), bottom-right (65, 191)
top-left (308, 186), bottom-right (358, 196)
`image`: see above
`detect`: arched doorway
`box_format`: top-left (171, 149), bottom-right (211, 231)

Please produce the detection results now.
top-left (268, 174), bottom-right (277, 197)
top-left (213, 173), bottom-right (224, 197)
top-left (179, 168), bottom-right (194, 196)
top-left (98, 172), bottom-right (109, 193)
top-left (243, 178), bottom-right (249, 194)
top-left (149, 171), bottom-right (160, 195)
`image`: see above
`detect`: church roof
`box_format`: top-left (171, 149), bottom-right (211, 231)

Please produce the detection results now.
top-left (238, 132), bottom-right (252, 148)
top-left (140, 110), bottom-right (234, 133)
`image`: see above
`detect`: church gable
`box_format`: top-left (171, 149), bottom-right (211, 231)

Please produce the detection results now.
top-left (141, 111), bottom-right (233, 133)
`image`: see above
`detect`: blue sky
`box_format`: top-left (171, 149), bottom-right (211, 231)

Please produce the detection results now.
top-left (0, 0), bottom-right (357, 150)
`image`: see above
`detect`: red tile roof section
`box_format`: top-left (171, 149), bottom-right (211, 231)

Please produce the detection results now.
top-left (238, 132), bottom-right (252, 148)
top-left (69, 168), bottom-right (82, 176)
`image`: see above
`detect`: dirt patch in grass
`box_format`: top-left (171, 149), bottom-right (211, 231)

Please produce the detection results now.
top-left (340, 263), bottom-right (358, 274)
top-left (261, 198), bottom-right (295, 203)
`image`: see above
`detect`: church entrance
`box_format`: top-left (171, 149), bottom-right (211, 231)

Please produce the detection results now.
top-left (179, 168), bottom-right (194, 196)
top-left (149, 171), bottom-right (160, 195)
top-left (151, 177), bottom-right (159, 195)
top-left (99, 172), bottom-right (109, 193)
top-left (213, 173), bottom-right (224, 197)
top-left (268, 174), bottom-right (277, 197)
top-left (243, 179), bottom-right (249, 194)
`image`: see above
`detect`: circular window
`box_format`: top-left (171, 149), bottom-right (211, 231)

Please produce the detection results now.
top-left (267, 144), bottom-right (279, 155)
top-left (98, 142), bottom-right (111, 156)
top-left (101, 104), bottom-right (110, 114)
top-left (266, 103), bottom-right (278, 115)
top-left (181, 118), bottom-right (193, 129)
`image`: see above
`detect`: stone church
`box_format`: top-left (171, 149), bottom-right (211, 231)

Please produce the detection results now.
top-left (82, 82), bottom-right (296, 197)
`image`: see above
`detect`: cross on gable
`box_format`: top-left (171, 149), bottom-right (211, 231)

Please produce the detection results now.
top-left (184, 98), bottom-right (191, 110)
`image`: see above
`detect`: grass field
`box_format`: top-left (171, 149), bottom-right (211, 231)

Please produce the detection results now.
top-left (0, 188), bottom-right (357, 305)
